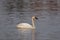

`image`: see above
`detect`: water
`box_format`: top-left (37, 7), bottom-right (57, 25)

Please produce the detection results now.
top-left (0, 0), bottom-right (60, 40)
top-left (17, 29), bottom-right (32, 40)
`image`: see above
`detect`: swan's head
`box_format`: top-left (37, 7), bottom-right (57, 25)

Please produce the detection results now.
top-left (32, 16), bottom-right (38, 20)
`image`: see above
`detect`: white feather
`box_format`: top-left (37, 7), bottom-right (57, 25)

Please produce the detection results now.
top-left (17, 23), bottom-right (35, 29)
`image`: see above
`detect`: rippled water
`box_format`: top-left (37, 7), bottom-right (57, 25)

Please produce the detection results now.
top-left (0, 0), bottom-right (60, 40)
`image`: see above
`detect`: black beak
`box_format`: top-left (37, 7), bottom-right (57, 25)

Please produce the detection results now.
top-left (35, 17), bottom-right (38, 20)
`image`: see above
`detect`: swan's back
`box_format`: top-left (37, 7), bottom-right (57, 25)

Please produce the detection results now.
top-left (17, 23), bottom-right (35, 29)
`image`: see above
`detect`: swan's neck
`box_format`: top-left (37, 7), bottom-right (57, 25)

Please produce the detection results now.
top-left (32, 18), bottom-right (35, 27)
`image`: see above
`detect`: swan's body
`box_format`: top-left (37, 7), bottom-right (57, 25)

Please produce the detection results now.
top-left (17, 23), bottom-right (35, 29)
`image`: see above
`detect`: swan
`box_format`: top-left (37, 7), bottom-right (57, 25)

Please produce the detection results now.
top-left (16, 16), bottom-right (38, 29)
top-left (16, 16), bottom-right (38, 40)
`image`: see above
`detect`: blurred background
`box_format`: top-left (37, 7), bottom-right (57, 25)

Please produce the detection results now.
top-left (0, 0), bottom-right (60, 40)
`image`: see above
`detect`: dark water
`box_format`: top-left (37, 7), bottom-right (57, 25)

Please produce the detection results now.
top-left (0, 0), bottom-right (60, 40)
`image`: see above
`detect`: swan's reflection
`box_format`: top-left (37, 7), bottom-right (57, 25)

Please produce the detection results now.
top-left (18, 29), bottom-right (32, 40)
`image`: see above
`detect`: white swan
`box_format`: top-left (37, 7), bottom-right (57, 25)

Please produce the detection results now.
top-left (16, 16), bottom-right (38, 29)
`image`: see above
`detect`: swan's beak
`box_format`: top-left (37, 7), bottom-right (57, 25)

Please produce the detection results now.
top-left (35, 17), bottom-right (38, 20)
